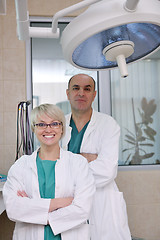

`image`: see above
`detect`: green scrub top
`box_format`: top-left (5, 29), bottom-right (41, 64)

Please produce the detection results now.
top-left (36, 153), bottom-right (61, 240)
top-left (68, 117), bottom-right (90, 154)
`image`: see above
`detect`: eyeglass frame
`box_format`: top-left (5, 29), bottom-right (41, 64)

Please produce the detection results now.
top-left (34, 121), bottom-right (63, 129)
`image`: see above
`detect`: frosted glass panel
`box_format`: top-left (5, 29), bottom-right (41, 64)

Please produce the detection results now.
top-left (111, 58), bottom-right (160, 165)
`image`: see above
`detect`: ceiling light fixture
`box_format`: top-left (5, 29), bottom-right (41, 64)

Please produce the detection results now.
top-left (60, 0), bottom-right (160, 77)
top-left (15, 0), bottom-right (160, 77)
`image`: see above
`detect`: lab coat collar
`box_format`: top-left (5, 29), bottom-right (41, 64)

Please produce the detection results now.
top-left (80, 109), bottom-right (97, 150)
top-left (65, 108), bottom-right (97, 127)
top-left (62, 109), bottom-right (97, 150)
top-left (28, 147), bottom-right (65, 169)
top-left (28, 148), bottom-right (40, 173)
top-left (88, 108), bottom-right (97, 127)
top-left (61, 114), bottom-right (72, 150)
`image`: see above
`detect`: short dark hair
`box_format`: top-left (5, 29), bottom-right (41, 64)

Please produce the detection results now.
top-left (68, 74), bottom-right (96, 90)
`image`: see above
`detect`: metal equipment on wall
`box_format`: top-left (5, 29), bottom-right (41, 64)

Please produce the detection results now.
top-left (16, 101), bottom-right (33, 160)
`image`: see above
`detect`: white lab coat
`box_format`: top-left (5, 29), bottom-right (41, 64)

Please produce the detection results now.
top-left (3, 148), bottom-right (95, 240)
top-left (61, 110), bottom-right (132, 240)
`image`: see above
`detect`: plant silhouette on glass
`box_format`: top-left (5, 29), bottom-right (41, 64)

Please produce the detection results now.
top-left (123, 97), bottom-right (157, 165)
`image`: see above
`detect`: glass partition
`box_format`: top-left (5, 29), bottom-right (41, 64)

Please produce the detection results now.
top-left (111, 53), bottom-right (160, 165)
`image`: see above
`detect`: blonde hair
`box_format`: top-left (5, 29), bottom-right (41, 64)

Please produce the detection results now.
top-left (30, 103), bottom-right (66, 138)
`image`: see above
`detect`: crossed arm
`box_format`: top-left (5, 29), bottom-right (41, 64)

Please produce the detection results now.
top-left (16, 154), bottom-right (96, 211)
top-left (17, 190), bottom-right (73, 212)
top-left (80, 153), bottom-right (98, 163)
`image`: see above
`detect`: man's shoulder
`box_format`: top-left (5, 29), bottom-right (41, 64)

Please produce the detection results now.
top-left (65, 110), bottom-right (119, 128)
top-left (92, 111), bottom-right (120, 133)
top-left (93, 110), bottom-right (117, 123)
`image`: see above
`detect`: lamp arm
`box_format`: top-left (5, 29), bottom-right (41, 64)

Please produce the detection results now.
top-left (15, 0), bottom-right (30, 40)
top-left (15, 0), bottom-right (28, 21)
top-left (124, 0), bottom-right (140, 12)
top-left (15, 0), bottom-right (60, 40)
top-left (52, 0), bottom-right (101, 33)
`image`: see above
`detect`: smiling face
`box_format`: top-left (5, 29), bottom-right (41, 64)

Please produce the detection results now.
top-left (34, 113), bottom-right (63, 148)
top-left (66, 74), bottom-right (97, 114)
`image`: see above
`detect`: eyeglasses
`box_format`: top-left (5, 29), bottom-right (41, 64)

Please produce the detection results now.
top-left (34, 122), bottom-right (62, 129)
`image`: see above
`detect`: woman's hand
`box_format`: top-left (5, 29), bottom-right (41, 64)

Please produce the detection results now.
top-left (49, 197), bottom-right (74, 212)
top-left (17, 190), bottom-right (28, 197)
top-left (80, 153), bottom-right (98, 163)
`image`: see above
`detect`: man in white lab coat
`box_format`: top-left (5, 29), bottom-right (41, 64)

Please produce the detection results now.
top-left (61, 73), bottom-right (132, 240)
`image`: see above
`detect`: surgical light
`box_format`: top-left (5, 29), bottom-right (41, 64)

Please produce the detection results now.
top-left (60, 0), bottom-right (160, 77)
top-left (15, 0), bottom-right (160, 77)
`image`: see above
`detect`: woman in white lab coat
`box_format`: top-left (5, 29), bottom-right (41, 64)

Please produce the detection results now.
top-left (3, 104), bottom-right (95, 240)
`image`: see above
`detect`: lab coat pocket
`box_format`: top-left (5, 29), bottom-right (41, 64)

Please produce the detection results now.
top-left (13, 223), bottom-right (27, 240)
top-left (13, 223), bottom-right (44, 240)
top-left (110, 191), bottom-right (128, 228)
top-left (75, 222), bottom-right (90, 240)
top-left (61, 222), bottom-right (90, 240)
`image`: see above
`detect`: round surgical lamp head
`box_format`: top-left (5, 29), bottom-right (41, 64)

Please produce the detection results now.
top-left (61, 0), bottom-right (160, 77)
